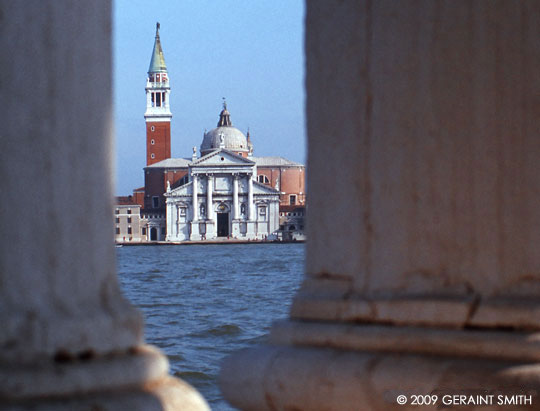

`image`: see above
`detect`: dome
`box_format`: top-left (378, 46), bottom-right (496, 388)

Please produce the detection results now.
top-left (200, 126), bottom-right (248, 155)
top-left (200, 103), bottom-right (249, 156)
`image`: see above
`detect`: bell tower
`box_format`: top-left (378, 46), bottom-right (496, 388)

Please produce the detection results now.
top-left (144, 22), bottom-right (172, 166)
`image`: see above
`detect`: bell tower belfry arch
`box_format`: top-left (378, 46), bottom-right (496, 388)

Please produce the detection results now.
top-left (144, 22), bottom-right (172, 166)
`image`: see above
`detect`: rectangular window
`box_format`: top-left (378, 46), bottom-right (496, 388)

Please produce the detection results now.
top-left (152, 196), bottom-right (159, 208)
top-left (115, 217), bottom-right (119, 223)
top-left (142, 227), bottom-right (146, 235)
top-left (127, 217), bottom-right (132, 223)
top-left (115, 209), bottom-right (119, 214)
top-left (290, 195), bottom-right (297, 205)
top-left (115, 227), bottom-right (120, 235)
top-left (127, 209), bottom-right (132, 214)
top-left (127, 227), bottom-right (132, 235)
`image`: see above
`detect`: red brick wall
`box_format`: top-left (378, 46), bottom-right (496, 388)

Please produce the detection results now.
top-left (144, 169), bottom-right (166, 209)
top-left (258, 166), bottom-right (306, 206)
top-left (144, 167), bottom-right (189, 210)
top-left (146, 121), bottom-right (171, 166)
top-left (166, 169), bottom-right (188, 188)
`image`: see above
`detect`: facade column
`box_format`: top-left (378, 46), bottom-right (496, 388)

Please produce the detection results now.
top-left (207, 174), bottom-right (213, 221)
top-left (172, 204), bottom-right (178, 239)
top-left (0, 3), bottom-right (208, 409)
top-left (247, 174), bottom-right (254, 220)
top-left (221, 1), bottom-right (540, 409)
top-left (165, 200), bottom-right (172, 240)
top-left (233, 174), bottom-right (239, 220)
top-left (192, 174), bottom-right (198, 221)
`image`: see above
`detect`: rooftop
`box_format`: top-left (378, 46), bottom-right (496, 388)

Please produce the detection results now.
top-left (145, 158), bottom-right (191, 169)
top-left (251, 156), bottom-right (303, 167)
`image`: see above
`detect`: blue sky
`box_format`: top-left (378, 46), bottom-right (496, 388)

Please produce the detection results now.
top-left (113, 0), bottom-right (306, 195)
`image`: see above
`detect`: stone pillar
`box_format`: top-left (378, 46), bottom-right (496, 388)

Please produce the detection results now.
top-left (171, 204), bottom-right (178, 240)
top-left (206, 174), bottom-right (213, 221)
top-left (220, 1), bottom-right (540, 409)
top-left (0, 3), bottom-right (208, 409)
top-left (166, 200), bottom-right (172, 241)
top-left (192, 174), bottom-right (199, 221)
top-left (247, 174), bottom-right (254, 220)
top-left (233, 175), bottom-right (239, 220)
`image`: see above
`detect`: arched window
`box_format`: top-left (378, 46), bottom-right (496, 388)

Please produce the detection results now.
top-left (199, 204), bottom-right (206, 218)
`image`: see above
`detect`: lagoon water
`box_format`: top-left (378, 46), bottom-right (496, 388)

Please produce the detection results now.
top-left (116, 243), bottom-right (305, 410)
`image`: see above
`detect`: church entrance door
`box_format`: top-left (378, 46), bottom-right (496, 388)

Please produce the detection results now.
top-left (217, 212), bottom-right (229, 237)
top-left (150, 227), bottom-right (158, 241)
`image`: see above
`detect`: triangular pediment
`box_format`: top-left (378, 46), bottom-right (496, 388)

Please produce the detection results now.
top-left (252, 180), bottom-right (280, 194)
top-left (191, 149), bottom-right (254, 167)
top-left (166, 181), bottom-right (193, 196)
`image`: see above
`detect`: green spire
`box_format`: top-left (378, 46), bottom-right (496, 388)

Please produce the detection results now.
top-left (148, 22), bottom-right (167, 73)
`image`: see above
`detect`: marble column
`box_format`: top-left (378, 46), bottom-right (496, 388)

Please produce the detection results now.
top-left (172, 204), bottom-right (178, 239)
top-left (206, 174), bottom-right (213, 221)
top-left (0, 3), bottom-right (208, 409)
top-left (220, 1), bottom-right (540, 409)
top-left (166, 200), bottom-right (173, 241)
top-left (233, 175), bottom-right (239, 220)
top-left (192, 174), bottom-right (199, 221)
top-left (247, 174), bottom-right (254, 220)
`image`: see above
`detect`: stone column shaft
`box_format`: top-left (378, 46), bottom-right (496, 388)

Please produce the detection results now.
top-left (207, 175), bottom-right (213, 221)
top-left (0, 3), bottom-right (208, 408)
top-left (247, 174), bottom-right (254, 220)
top-left (192, 174), bottom-right (198, 221)
top-left (220, 1), bottom-right (540, 409)
top-left (233, 175), bottom-right (239, 220)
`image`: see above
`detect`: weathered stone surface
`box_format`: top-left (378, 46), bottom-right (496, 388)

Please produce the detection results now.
top-left (0, 0), bottom-right (142, 362)
top-left (304, 0), bottom-right (540, 319)
top-left (270, 320), bottom-right (540, 362)
top-left (221, 345), bottom-right (539, 411)
top-left (1, 376), bottom-right (208, 411)
top-left (0, 2), bottom-right (209, 409)
top-left (221, 1), bottom-right (540, 409)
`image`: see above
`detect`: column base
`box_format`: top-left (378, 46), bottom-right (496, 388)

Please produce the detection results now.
top-left (245, 221), bottom-right (256, 238)
top-left (205, 220), bottom-right (216, 239)
top-left (220, 321), bottom-right (540, 411)
top-left (190, 221), bottom-right (200, 240)
top-left (1, 345), bottom-right (209, 411)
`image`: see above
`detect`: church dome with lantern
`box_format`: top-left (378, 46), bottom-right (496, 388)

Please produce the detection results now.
top-left (200, 102), bottom-right (251, 157)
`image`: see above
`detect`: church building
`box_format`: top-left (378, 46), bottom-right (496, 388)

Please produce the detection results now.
top-left (115, 24), bottom-right (305, 242)
top-left (165, 141), bottom-right (281, 241)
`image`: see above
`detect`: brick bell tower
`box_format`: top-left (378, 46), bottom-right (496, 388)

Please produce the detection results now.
top-left (145, 22), bottom-right (171, 166)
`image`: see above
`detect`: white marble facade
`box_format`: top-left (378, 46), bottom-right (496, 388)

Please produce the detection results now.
top-left (165, 149), bottom-right (280, 241)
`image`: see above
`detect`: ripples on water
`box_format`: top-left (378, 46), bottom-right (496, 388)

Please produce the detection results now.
top-left (116, 243), bottom-right (305, 410)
